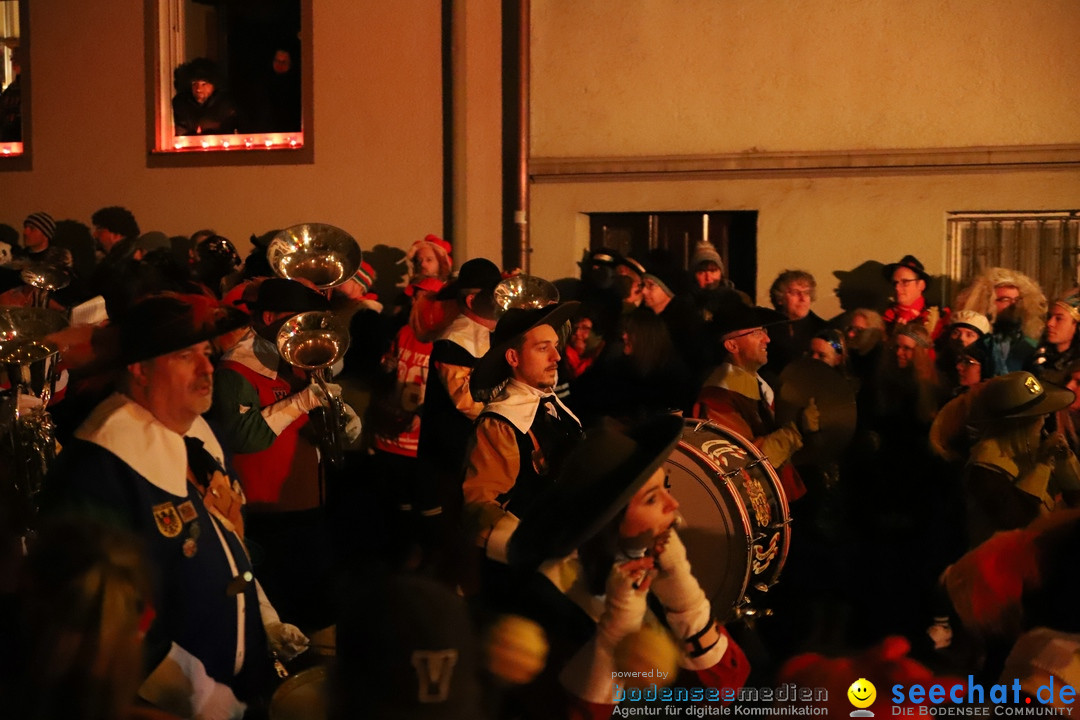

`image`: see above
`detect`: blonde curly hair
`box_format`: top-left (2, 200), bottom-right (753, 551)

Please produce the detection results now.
top-left (954, 267), bottom-right (1047, 340)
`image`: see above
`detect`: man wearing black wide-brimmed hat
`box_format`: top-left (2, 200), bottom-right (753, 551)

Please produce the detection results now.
top-left (462, 300), bottom-right (583, 565)
top-left (45, 292), bottom-right (306, 718)
top-left (696, 302), bottom-right (818, 502)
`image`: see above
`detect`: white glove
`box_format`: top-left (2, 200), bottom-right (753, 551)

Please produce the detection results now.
top-left (16, 391), bottom-right (44, 416)
top-left (342, 401), bottom-right (362, 443)
top-left (145, 643), bottom-right (247, 720)
top-left (265, 621), bottom-right (310, 661)
top-left (256, 581), bottom-right (310, 661)
top-left (260, 382), bottom-right (334, 436)
top-left (196, 681), bottom-right (247, 720)
top-left (650, 530), bottom-right (727, 670)
top-left (310, 381), bottom-right (342, 405)
top-left (559, 558), bottom-right (653, 703)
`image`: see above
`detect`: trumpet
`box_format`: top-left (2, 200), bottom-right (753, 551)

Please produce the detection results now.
top-left (276, 311), bottom-right (351, 469)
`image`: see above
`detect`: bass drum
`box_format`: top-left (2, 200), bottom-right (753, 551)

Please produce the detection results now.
top-left (663, 419), bottom-right (791, 622)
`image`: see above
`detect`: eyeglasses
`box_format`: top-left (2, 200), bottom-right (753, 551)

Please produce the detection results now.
top-left (957, 357), bottom-right (981, 366)
top-left (994, 295), bottom-right (1020, 306)
top-left (893, 278), bottom-right (919, 287)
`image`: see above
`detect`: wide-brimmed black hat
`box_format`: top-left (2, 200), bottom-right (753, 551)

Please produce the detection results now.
top-left (710, 302), bottom-right (788, 339)
top-left (969, 371), bottom-right (1075, 424)
top-left (883, 254), bottom-right (930, 283)
top-left (119, 293), bottom-right (249, 364)
top-left (435, 258), bottom-right (502, 300)
top-left (508, 414), bottom-right (684, 570)
top-left (470, 301), bottom-right (581, 397)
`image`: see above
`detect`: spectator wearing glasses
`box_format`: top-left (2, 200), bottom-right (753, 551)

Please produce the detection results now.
top-left (763, 269), bottom-right (828, 380)
top-left (882, 254), bottom-right (950, 341)
top-left (953, 267), bottom-right (1046, 377)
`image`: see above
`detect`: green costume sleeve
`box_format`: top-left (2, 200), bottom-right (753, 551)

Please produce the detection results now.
top-left (210, 367), bottom-right (278, 453)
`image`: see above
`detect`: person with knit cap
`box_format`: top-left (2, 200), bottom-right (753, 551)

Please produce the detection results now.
top-left (689, 240), bottom-right (726, 291)
top-left (641, 261), bottom-right (708, 383)
top-left (13, 211), bottom-right (72, 269)
top-left (405, 234), bottom-right (453, 282)
top-left (935, 310), bottom-right (993, 390)
top-left (336, 259), bottom-right (383, 312)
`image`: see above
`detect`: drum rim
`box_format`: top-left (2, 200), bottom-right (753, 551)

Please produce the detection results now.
top-left (669, 418), bottom-right (793, 616)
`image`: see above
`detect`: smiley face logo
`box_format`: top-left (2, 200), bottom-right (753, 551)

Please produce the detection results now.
top-left (847, 678), bottom-right (877, 709)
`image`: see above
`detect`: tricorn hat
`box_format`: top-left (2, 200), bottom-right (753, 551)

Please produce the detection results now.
top-left (119, 293), bottom-right (249, 364)
top-left (507, 414), bottom-right (684, 570)
top-left (969, 371), bottom-right (1074, 424)
top-left (470, 301), bottom-right (580, 398)
top-left (883, 254), bottom-right (930, 283)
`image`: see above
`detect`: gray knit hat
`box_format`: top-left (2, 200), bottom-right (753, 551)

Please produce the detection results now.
top-left (691, 240), bottom-right (723, 272)
top-left (24, 212), bottom-right (56, 241)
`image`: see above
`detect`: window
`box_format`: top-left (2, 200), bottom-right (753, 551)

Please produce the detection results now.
top-left (946, 211), bottom-right (1080, 303)
top-left (146, 0), bottom-right (311, 166)
top-left (588, 211), bottom-right (758, 296)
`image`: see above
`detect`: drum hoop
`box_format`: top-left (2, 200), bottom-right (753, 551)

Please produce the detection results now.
top-left (682, 418), bottom-right (793, 528)
top-left (674, 418), bottom-right (793, 605)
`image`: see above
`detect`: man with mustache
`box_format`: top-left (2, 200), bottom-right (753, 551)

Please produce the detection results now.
top-left (46, 293), bottom-right (306, 719)
top-left (462, 301), bottom-right (583, 567)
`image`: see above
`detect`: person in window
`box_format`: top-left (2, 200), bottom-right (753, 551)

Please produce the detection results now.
top-left (171, 58), bottom-right (239, 136)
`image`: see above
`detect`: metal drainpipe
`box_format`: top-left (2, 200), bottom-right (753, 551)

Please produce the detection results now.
top-left (515, 0), bottom-right (530, 274)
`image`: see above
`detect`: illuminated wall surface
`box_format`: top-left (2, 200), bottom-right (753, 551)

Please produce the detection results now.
top-left (1, 0), bottom-right (1078, 316)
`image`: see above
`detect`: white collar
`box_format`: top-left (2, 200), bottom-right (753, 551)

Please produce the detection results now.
top-left (482, 378), bottom-right (580, 434)
top-left (75, 393), bottom-right (226, 497)
top-left (440, 313), bottom-right (490, 359)
top-left (220, 329), bottom-right (279, 379)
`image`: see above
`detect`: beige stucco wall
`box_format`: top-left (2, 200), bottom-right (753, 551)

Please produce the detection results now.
top-left (0, 0), bottom-right (446, 261)
top-left (528, 0), bottom-right (1080, 319)
top-left (531, 0), bottom-right (1080, 156)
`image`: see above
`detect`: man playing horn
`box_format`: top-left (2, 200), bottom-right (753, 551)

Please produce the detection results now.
top-left (208, 278), bottom-right (359, 631)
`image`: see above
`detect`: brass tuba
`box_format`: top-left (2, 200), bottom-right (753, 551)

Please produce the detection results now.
top-left (267, 223), bottom-right (362, 469)
top-left (492, 274), bottom-right (560, 317)
top-left (0, 307), bottom-right (69, 531)
top-left (267, 223), bottom-right (363, 290)
top-left (276, 311), bottom-right (352, 470)
top-left (20, 264), bottom-right (72, 308)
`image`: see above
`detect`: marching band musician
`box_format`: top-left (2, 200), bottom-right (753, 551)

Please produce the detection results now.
top-left (208, 277), bottom-right (360, 633)
top-left (462, 301), bottom-right (583, 569)
top-left (505, 415), bottom-right (751, 719)
top-left (695, 302), bottom-right (819, 503)
top-left (44, 293), bottom-right (308, 719)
